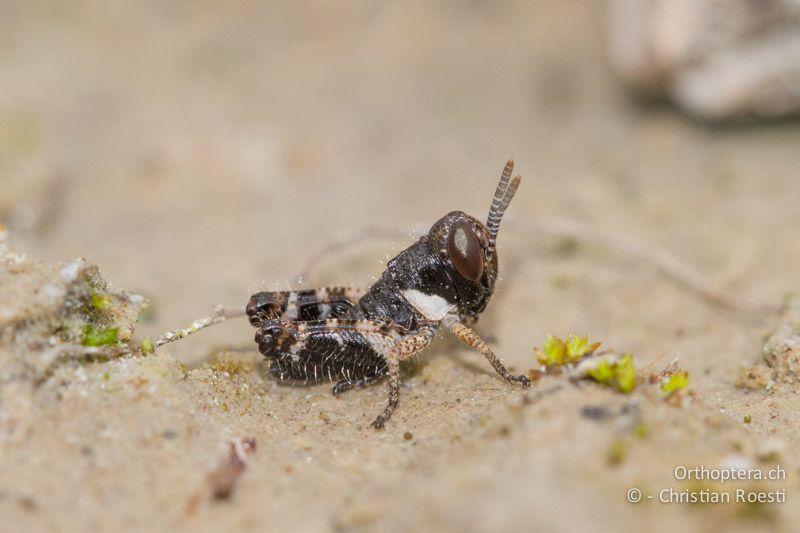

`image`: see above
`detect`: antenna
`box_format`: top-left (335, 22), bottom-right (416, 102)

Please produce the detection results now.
top-left (486, 160), bottom-right (521, 252)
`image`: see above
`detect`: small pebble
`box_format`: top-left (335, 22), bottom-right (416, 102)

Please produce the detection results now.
top-left (756, 439), bottom-right (785, 462)
top-left (581, 405), bottom-right (610, 421)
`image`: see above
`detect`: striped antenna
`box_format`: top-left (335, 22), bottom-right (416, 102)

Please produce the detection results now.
top-left (486, 160), bottom-right (521, 252)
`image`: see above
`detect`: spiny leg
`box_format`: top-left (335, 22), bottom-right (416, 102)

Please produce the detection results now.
top-left (372, 350), bottom-right (401, 430)
top-left (449, 322), bottom-right (531, 387)
top-left (372, 326), bottom-right (435, 430)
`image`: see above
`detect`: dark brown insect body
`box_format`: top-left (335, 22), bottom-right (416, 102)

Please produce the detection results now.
top-left (247, 160), bottom-right (529, 428)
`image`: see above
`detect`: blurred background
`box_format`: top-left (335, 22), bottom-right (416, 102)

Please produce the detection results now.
top-left (3, 1), bottom-right (799, 342)
top-left (2, 2), bottom-right (800, 530)
top-left (4, 0), bottom-right (800, 381)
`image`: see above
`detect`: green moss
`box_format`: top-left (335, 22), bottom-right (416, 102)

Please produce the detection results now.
top-left (82, 325), bottom-right (118, 347)
top-left (661, 371), bottom-right (689, 394)
top-left (537, 334), bottom-right (567, 365)
top-left (587, 354), bottom-right (637, 393)
top-left (140, 337), bottom-right (155, 355)
top-left (615, 354), bottom-right (637, 393)
top-left (536, 334), bottom-right (601, 366)
top-left (608, 440), bottom-right (627, 465)
top-left (566, 334), bottom-right (586, 360)
top-left (90, 293), bottom-right (112, 310)
top-left (633, 423), bottom-right (651, 439)
top-left (534, 334), bottom-right (635, 392)
top-left (588, 360), bottom-right (614, 383)
top-left (744, 415), bottom-right (752, 424)
top-left (566, 334), bottom-right (600, 361)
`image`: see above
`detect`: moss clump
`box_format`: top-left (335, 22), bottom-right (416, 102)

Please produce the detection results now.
top-left (587, 354), bottom-right (637, 393)
top-left (661, 371), bottom-right (689, 394)
top-left (139, 337), bottom-right (155, 355)
top-left (81, 324), bottom-right (119, 347)
top-left (535, 334), bottom-right (601, 366)
top-left (90, 293), bottom-right (112, 310)
top-left (607, 440), bottom-right (627, 465)
top-left (587, 360), bottom-right (613, 383)
top-left (632, 422), bottom-right (650, 439)
top-left (615, 355), bottom-right (638, 393)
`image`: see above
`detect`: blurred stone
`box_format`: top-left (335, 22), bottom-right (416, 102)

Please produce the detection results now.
top-left (734, 295), bottom-right (800, 394)
top-left (736, 364), bottom-right (774, 390)
top-left (0, 229), bottom-right (145, 383)
top-left (607, 0), bottom-right (800, 121)
top-left (763, 296), bottom-right (800, 384)
top-left (756, 437), bottom-right (786, 462)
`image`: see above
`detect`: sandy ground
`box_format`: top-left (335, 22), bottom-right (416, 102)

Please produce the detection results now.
top-left (2, 1), bottom-right (800, 532)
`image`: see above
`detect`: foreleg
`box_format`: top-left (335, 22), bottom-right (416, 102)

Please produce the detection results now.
top-left (448, 322), bottom-right (531, 387)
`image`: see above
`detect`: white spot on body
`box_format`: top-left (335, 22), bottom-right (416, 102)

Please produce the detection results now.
top-left (286, 292), bottom-right (299, 320)
top-left (454, 227), bottom-right (468, 255)
top-left (401, 289), bottom-right (455, 321)
top-left (288, 322), bottom-right (306, 354)
top-left (319, 303), bottom-right (331, 318)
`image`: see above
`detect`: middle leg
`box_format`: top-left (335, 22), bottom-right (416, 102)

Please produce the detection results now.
top-left (371, 326), bottom-right (436, 429)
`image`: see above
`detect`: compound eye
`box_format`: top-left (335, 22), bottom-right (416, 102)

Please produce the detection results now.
top-left (447, 220), bottom-right (484, 281)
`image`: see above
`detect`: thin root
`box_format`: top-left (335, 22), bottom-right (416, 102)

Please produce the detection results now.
top-left (154, 305), bottom-right (247, 349)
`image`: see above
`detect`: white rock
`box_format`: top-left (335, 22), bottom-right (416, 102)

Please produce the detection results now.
top-left (607, 0), bottom-right (800, 120)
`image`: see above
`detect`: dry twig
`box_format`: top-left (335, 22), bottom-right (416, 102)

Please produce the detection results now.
top-left (153, 305), bottom-right (246, 349)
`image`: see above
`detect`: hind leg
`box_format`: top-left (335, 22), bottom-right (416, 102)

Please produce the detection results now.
top-left (246, 287), bottom-right (366, 326)
top-left (255, 318), bottom-right (395, 385)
